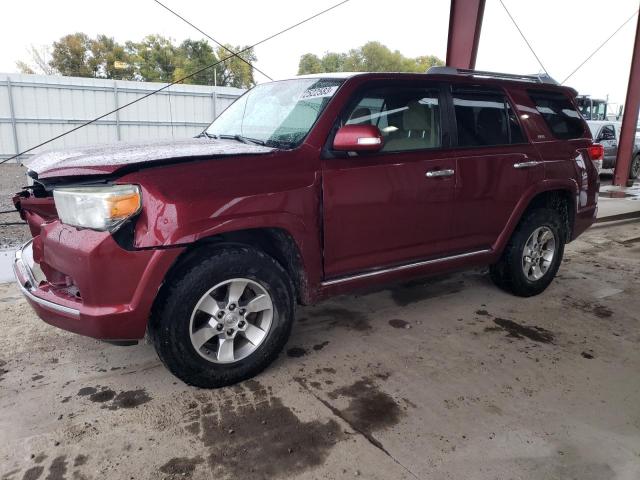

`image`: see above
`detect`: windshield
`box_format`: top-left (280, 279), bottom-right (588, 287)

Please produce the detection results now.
top-left (577, 98), bottom-right (607, 120)
top-left (205, 78), bottom-right (344, 148)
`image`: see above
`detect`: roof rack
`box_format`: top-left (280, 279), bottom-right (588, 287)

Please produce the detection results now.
top-left (426, 66), bottom-right (559, 85)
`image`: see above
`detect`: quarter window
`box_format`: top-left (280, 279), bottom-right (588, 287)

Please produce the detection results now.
top-left (452, 88), bottom-right (525, 147)
top-left (345, 87), bottom-right (441, 152)
top-left (528, 90), bottom-right (585, 140)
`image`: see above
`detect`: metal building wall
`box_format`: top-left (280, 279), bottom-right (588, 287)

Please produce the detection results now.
top-left (0, 73), bottom-right (245, 161)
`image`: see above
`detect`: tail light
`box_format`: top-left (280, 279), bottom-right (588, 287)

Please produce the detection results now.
top-left (588, 144), bottom-right (604, 161)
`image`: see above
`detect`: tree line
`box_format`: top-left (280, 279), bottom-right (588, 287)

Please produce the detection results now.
top-left (17, 35), bottom-right (444, 87)
top-left (17, 33), bottom-right (257, 88)
top-left (298, 41), bottom-right (443, 75)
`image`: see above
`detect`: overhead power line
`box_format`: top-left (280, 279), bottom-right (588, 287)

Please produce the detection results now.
top-left (561, 9), bottom-right (639, 85)
top-left (153, 0), bottom-right (274, 81)
top-left (498, 0), bottom-right (549, 75)
top-left (0, 0), bottom-right (352, 166)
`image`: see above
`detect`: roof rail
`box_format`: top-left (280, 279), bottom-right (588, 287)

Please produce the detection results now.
top-left (426, 66), bottom-right (559, 85)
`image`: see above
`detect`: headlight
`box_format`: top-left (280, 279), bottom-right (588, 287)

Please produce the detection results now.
top-left (53, 184), bottom-right (142, 231)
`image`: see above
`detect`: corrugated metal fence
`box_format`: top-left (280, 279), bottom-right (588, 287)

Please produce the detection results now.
top-left (0, 73), bottom-right (245, 161)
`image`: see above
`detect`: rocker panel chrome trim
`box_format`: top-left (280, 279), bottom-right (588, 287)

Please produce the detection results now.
top-left (321, 249), bottom-right (492, 287)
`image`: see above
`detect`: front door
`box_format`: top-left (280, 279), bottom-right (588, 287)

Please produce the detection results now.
top-left (321, 82), bottom-right (457, 279)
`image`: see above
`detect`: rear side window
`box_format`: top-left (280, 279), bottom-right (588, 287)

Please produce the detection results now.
top-left (528, 90), bottom-right (585, 140)
top-left (452, 88), bottom-right (525, 147)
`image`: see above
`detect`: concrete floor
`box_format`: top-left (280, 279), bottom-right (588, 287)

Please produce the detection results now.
top-left (1, 220), bottom-right (640, 480)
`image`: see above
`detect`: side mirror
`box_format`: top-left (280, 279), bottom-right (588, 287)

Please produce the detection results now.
top-left (333, 124), bottom-right (384, 152)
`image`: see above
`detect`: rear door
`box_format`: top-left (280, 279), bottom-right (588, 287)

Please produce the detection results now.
top-left (321, 81), bottom-right (457, 279)
top-left (448, 84), bottom-right (543, 252)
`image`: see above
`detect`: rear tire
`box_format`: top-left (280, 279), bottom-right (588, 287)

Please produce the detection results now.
top-left (490, 208), bottom-right (565, 297)
top-left (630, 154), bottom-right (640, 180)
top-left (149, 245), bottom-right (294, 388)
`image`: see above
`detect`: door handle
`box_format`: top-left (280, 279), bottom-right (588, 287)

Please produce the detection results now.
top-left (513, 161), bottom-right (541, 169)
top-left (425, 169), bottom-right (455, 178)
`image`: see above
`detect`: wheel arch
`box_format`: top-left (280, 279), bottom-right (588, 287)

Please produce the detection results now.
top-left (521, 189), bottom-right (575, 242)
top-left (494, 185), bottom-right (576, 254)
top-left (153, 227), bottom-right (312, 312)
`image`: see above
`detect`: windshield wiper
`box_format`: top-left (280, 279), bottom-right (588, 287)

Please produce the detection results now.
top-left (196, 131), bottom-right (217, 139)
top-left (216, 134), bottom-right (266, 146)
top-left (234, 134), bottom-right (266, 146)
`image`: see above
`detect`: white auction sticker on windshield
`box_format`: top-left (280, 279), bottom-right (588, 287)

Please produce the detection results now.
top-left (299, 85), bottom-right (339, 100)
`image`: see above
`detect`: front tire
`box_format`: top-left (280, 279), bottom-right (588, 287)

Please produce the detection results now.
top-left (490, 208), bottom-right (565, 297)
top-left (149, 245), bottom-right (294, 388)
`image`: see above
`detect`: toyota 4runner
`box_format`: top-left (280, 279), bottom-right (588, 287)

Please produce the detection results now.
top-left (13, 67), bottom-right (601, 387)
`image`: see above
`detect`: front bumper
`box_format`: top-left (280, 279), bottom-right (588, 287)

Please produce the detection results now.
top-left (13, 223), bottom-right (184, 340)
top-left (14, 241), bottom-right (81, 319)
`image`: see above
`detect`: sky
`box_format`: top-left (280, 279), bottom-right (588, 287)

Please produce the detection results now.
top-left (1, 0), bottom-right (638, 105)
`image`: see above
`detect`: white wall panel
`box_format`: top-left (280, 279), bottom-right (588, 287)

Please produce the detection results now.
top-left (0, 73), bottom-right (244, 161)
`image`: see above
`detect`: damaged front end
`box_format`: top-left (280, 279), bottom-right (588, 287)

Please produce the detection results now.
top-left (12, 175), bottom-right (183, 341)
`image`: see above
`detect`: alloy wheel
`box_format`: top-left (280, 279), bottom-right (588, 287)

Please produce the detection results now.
top-left (189, 278), bottom-right (273, 364)
top-left (522, 226), bottom-right (556, 281)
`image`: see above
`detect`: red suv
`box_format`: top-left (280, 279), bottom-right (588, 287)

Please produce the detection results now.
top-left (13, 68), bottom-right (600, 387)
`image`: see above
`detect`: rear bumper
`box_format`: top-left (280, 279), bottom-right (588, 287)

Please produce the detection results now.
top-left (602, 158), bottom-right (615, 169)
top-left (13, 226), bottom-right (184, 340)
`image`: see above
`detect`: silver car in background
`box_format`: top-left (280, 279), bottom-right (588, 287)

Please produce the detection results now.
top-left (587, 120), bottom-right (640, 179)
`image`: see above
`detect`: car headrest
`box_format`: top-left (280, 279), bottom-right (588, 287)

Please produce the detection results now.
top-left (349, 107), bottom-right (372, 125)
top-left (403, 100), bottom-right (429, 131)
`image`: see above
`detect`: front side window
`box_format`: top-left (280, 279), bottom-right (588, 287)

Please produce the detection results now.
top-left (452, 87), bottom-right (525, 147)
top-left (344, 86), bottom-right (441, 152)
top-left (528, 90), bottom-right (585, 140)
top-left (206, 78), bottom-right (343, 148)
top-left (599, 125), bottom-right (616, 141)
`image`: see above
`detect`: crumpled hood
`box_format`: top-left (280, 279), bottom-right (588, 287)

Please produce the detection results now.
top-left (25, 138), bottom-right (275, 178)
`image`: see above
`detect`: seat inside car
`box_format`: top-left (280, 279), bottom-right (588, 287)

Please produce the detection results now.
top-left (384, 99), bottom-right (437, 151)
top-left (476, 107), bottom-right (508, 145)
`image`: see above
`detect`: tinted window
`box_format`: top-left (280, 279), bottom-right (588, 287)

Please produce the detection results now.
top-left (452, 88), bottom-right (525, 147)
top-left (345, 87), bottom-right (441, 152)
top-left (528, 90), bottom-right (585, 140)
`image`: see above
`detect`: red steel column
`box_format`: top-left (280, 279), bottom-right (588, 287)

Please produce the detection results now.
top-left (446, 0), bottom-right (487, 69)
top-left (614, 13), bottom-right (640, 186)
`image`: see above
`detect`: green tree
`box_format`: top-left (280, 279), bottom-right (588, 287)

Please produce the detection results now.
top-left (90, 35), bottom-right (135, 80)
top-left (216, 45), bottom-right (256, 88)
top-left (128, 35), bottom-right (177, 83)
top-left (172, 39), bottom-right (220, 86)
top-left (50, 33), bottom-right (94, 77)
top-left (298, 53), bottom-right (322, 75)
top-left (17, 33), bottom-right (259, 88)
top-left (298, 41), bottom-right (444, 74)
top-left (320, 52), bottom-right (347, 73)
top-left (412, 55), bottom-right (444, 73)
top-left (46, 33), bottom-right (134, 79)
